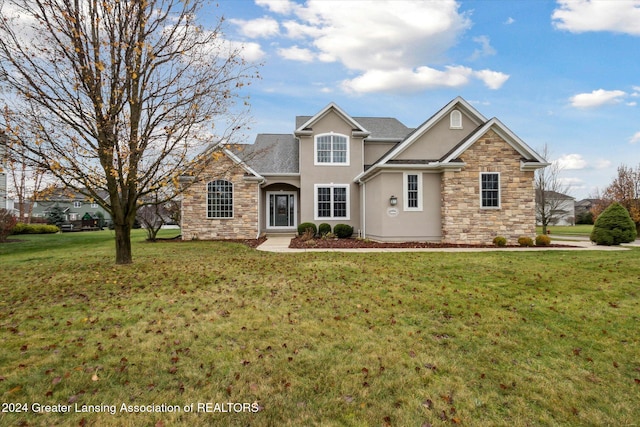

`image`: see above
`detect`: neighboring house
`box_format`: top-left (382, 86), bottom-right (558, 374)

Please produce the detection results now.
top-left (180, 97), bottom-right (549, 244)
top-left (574, 198), bottom-right (599, 224)
top-left (536, 190), bottom-right (576, 226)
top-left (31, 188), bottom-right (112, 224)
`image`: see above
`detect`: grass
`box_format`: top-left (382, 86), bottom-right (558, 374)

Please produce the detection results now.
top-left (536, 225), bottom-right (594, 237)
top-left (1, 231), bottom-right (639, 426)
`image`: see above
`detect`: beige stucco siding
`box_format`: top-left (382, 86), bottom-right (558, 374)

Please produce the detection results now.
top-left (396, 112), bottom-right (478, 161)
top-left (298, 109), bottom-right (362, 230)
top-left (441, 129), bottom-right (536, 244)
top-left (364, 171), bottom-right (442, 241)
top-left (181, 155), bottom-right (259, 240)
top-left (364, 141), bottom-right (397, 165)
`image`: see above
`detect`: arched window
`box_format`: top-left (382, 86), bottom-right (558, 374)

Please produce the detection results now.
top-left (450, 110), bottom-right (462, 129)
top-left (207, 179), bottom-right (233, 218)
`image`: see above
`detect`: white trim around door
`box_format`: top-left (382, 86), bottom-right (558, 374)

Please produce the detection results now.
top-left (266, 191), bottom-right (297, 230)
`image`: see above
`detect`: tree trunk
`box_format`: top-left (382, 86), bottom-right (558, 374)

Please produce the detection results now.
top-left (114, 223), bottom-right (133, 265)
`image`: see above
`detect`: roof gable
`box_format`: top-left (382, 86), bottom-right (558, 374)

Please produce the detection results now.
top-left (376, 97), bottom-right (487, 165)
top-left (440, 118), bottom-right (547, 164)
top-left (294, 102), bottom-right (370, 137)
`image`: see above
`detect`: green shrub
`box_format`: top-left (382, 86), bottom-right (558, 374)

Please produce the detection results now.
top-left (590, 202), bottom-right (637, 245)
top-left (318, 223), bottom-right (331, 236)
top-left (11, 223), bottom-right (59, 235)
top-left (333, 224), bottom-right (354, 238)
top-left (517, 236), bottom-right (534, 247)
top-left (297, 222), bottom-right (317, 236)
top-left (535, 234), bottom-right (551, 246)
top-left (492, 236), bottom-right (507, 247)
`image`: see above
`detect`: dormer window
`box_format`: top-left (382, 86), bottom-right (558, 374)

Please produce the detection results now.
top-left (450, 110), bottom-right (462, 129)
top-left (315, 133), bottom-right (349, 165)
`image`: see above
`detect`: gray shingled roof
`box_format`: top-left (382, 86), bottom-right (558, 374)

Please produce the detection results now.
top-left (233, 134), bottom-right (299, 174)
top-left (296, 116), bottom-right (412, 140)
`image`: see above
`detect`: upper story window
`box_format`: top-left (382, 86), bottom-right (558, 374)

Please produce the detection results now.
top-left (480, 172), bottom-right (500, 209)
top-left (315, 133), bottom-right (349, 165)
top-left (450, 110), bottom-right (462, 129)
top-left (73, 201), bottom-right (82, 208)
top-left (207, 179), bottom-right (233, 218)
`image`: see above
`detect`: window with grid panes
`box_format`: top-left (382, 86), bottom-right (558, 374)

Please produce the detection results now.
top-left (207, 179), bottom-right (233, 218)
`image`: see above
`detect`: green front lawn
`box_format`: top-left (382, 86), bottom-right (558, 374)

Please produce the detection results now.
top-left (537, 225), bottom-right (593, 237)
top-left (1, 232), bottom-right (639, 426)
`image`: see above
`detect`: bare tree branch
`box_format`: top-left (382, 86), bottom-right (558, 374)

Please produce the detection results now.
top-left (0, 0), bottom-right (259, 263)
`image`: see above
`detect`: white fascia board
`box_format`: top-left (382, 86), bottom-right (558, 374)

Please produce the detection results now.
top-left (354, 162), bottom-right (465, 183)
top-left (223, 148), bottom-right (264, 180)
top-left (521, 161), bottom-right (550, 171)
top-left (376, 97), bottom-right (487, 166)
top-left (294, 102), bottom-right (370, 136)
top-left (441, 118), bottom-right (547, 165)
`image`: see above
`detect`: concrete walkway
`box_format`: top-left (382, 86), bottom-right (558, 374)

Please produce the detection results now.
top-left (257, 234), bottom-right (640, 253)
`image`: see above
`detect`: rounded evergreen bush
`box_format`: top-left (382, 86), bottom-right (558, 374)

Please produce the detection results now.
top-left (517, 236), bottom-right (534, 247)
top-left (333, 224), bottom-right (354, 238)
top-left (492, 236), bottom-right (507, 247)
top-left (318, 223), bottom-right (331, 236)
top-left (535, 234), bottom-right (551, 246)
top-left (297, 222), bottom-right (317, 236)
top-left (590, 202), bottom-right (637, 245)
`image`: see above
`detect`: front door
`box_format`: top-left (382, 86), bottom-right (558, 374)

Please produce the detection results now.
top-left (268, 192), bottom-right (296, 229)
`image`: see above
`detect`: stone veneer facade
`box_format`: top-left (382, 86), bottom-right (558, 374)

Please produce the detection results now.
top-left (181, 155), bottom-right (259, 240)
top-left (441, 130), bottom-right (536, 244)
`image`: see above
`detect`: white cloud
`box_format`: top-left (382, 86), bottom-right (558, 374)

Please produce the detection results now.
top-left (594, 159), bottom-right (612, 169)
top-left (263, 0), bottom-right (510, 94)
top-left (630, 131), bottom-right (640, 144)
top-left (569, 89), bottom-right (627, 108)
top-left (277, 46), bottom-right (315, 62)
top-left (341, 66), bottom-right (509, 93)
top-left (230, 17), bottom-right (280, 38)
top-left (225, 40), bottom-right (266, 62)
top-left (470, 36), bottom-right (496, 60)
top-left (555, 154), bottom-right (588, 170)
top-left (473, 69), bottom-right (510, 89)
top-left (505, 17), bottom-right (515, 25)
top-left (552, 0), bottom-right (640, 35)
top-left (255, 0), bottom-right (297, 15)
top-left (342, 66), bottom-right (472, 94)
top-left (559, 177), bottom-right (585, 188)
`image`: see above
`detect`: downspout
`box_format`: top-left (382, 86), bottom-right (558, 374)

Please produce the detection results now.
top-left (357, 179), bottom-right (366, 239)
top-left (256, 178), bottom-right (266, 239)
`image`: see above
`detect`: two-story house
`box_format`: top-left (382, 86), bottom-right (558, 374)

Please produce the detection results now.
top-left (31, 188), bottom-right (112, 225)
top-left (180, 97), bottom-right (548, 244)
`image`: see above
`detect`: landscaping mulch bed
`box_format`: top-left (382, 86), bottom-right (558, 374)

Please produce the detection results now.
top-left (289, 236), bottom-right (579, 249)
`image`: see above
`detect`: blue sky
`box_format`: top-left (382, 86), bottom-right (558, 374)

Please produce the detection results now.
top-left (206, 0), bottom-right (640, 200)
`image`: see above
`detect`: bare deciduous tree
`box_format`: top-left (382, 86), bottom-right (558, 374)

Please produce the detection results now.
top-left (3, 134), bottom-right (47, 222)
top-left (592, 164), bottom-right (640, 234)
top-left (535, 144), bottom-right (571, 234)
top-left (0, 0), bottom-right (258, 263)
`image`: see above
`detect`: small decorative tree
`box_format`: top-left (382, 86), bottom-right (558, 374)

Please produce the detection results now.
top-left (0, 208), bottom-right (17, 242)
top-left (590, 202), bottom-right (637, 245)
